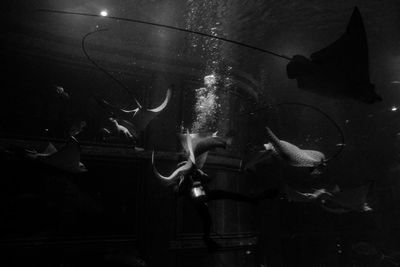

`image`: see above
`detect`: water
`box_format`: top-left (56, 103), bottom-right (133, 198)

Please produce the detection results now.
top-left (1, 0), bottom-right (400, 266)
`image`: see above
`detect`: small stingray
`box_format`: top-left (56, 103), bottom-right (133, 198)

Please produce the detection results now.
top-left (152, 130), bottom-right (230, 182)
top-left (286, 7), bottom-right (381, 103)
top-left (25, 136), bottom-right (87, 173)
top-left (321, 183), bottom-right (373, 213)
top-left (285, 184), bottom-right (340, 203)
top-left (264, 127), bottom-right (326, 172)
top-left (97, 88), bottom-right (171, 140)
top-left (285, 183), bottom-right (373, 213)
top-left (106, 118), bottom-right (134, 139)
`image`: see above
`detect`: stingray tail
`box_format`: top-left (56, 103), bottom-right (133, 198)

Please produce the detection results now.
top-left (82, 28), bottom-right (142, 108)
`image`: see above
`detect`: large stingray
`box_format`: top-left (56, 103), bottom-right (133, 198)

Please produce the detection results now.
top-left (264, 127), bottom-right (326, 172)
top-left (152, 130), bottom-right (230, 182)
top-left (96, 88), bottom-right (171, 139)
top-left (25, 136), bottom-right (87, 173)
top-left (286, 7), bottom-right (381, 103)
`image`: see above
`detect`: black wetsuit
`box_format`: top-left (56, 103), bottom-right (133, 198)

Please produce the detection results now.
top-left (175, 167), bottom-right (257, 251)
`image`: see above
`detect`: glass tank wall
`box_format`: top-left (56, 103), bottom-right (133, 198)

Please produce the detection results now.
top-left (1, 0), bottom-right (400, 266)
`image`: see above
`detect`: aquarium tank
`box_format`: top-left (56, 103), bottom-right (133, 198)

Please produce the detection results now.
top-left (1, 0), bottom-right (400, 266)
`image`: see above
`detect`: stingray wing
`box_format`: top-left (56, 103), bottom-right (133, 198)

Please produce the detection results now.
top-left (287, 7), bottom-right (381, 103)
top-left (192, 136), bottom-right (228, 157)
top-left (95, 97), bottom-right (136, 119)
top-left (152, 151), bottom-right (193, 180)
top-left (179, 132), bottom-right (228, 167)
top-left (195, 152), bottom-right (209, 169)
top-left (179, 133), bottom-right (198, 155)
top-left (44, 137), bottom-right (87, 173)
top-left (192, 136), bottom-right (228, 168)
top-left (310, 7), bottom-right (380, 102)
top-left (43, 142), bottom-right (58, 155)
top-left (311, 7), bottom-right (368, 80)
top-left (117, 119), bottom-right (139, 139)
top-left (130, 89), bottom-right (171, 132)
top-left (186, 130), bottom-right (196, 164)
top-left (147, 88), bottom-right (171, 112)
top-left (28, 142), bottom-right (58, 158)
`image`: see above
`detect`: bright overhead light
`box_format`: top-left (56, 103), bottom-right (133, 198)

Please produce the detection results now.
top-left (391, 106), bottom-right (397, 112)
top-left (100, 10), bottom-right (108, 17)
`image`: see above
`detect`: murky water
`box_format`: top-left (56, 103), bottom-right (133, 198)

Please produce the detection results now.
top-left (1, 0), bottom-right (400, 266)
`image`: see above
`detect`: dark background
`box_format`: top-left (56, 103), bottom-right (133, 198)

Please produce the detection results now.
top-left (1, 0), bottom-right (400, 266)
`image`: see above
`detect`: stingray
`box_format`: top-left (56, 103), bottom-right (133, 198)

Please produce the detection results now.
top-left (320, 183), bottom-right (373, 213)
top-left (104, 118), bottom-right (134, 139)
top-left (264, 127), bottom-right (326, 173)
top-left (285, 183), bottom-right (373, 213)
top-left (152, 130), bottom-right (230, 182)
top-left (286, 7), bottom-right (381, 103)
top-left (81, 28), bottom-right (172, 140)
top-left (284, 184), bottom-right (340, 203)
top-left (96, 88), bottom-right (171, 139)
top-left (25, 136), bottom-right (87, 173)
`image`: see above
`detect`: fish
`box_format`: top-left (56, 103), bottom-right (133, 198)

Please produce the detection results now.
top-left (97, 88), bottom-right (171, 140)
top-left (264, 127), bottom-right (326, 171)
top-left (152, 130), bottom-right (230, 182)
top-left (286, 7), bottom-right (381, 104)
top-left (25, 136), bottom-right (87, 173)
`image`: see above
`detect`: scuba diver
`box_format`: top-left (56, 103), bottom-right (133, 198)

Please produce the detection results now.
top-left (174, 165), bottom-right (259, 251)
top-left (153, 130), bottom-right (278, 251)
